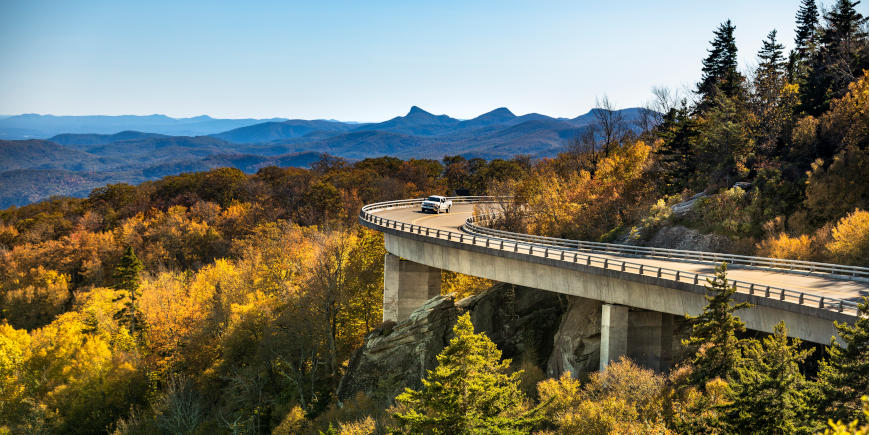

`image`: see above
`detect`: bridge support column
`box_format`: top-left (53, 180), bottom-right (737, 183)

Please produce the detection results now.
top-left (599, 304), bottom-right (628, 369)
top-left (628, 311), bottom-right (674, 371)
top-left (383, 253), bottom-right (441, 323)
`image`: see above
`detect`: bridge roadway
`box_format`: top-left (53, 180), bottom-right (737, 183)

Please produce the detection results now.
top-left (374, 204), bottom-right (868, 304)
top-left (363, 199), bottom-right (867, 352)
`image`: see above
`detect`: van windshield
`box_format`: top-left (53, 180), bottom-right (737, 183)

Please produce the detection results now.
top-left (427, 196), bottom-right (442, 202)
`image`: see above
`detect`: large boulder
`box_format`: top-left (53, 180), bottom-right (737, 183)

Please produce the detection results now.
top-left (337, 283), bottom-right (688, 406)
top-left (336, 283), bottom-right (566, 404)
top-left (336, 294), bottom-right (460, 404)
top-left (546, 296), bottom-right (603, 377)
top-left (464, 283), bottom-right (564, 369)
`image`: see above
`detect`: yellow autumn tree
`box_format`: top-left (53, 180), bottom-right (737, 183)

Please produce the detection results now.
top-left (826, 209), bottom-right (869, 266)
top-left (523, 140), bottom-right (653, 241)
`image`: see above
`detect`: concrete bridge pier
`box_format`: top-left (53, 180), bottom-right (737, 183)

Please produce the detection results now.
top-left (627, 311), bottom-right (674, 371)
top-left (383, 253), bottom-right (441, 322)
top-left (600, 304), bottom-right (675, 371)
top-left (600, 304), bottom-right (628, 369)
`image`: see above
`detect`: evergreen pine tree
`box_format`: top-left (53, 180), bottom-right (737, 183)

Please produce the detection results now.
top-left (803, 0), bottom-right (868, 115)
top-left (114, 246), bottom-right (144, 333)
top-left (653, 102), bottom-right (698, 195)
top-left (813, 297), bottom-right (869, 426)
top-left (788, 0), bottom-right (819, 82)
top-left (697, 20), bottom-right (744, 108)
top-left (753, 30), bottom-right (789, 153)
top-left (683, 263), bottom-right (752, 387)
top-left (391, 313), bottom-right (536, 434)
top-left (794, 0), bottom-right (820, 56)
top-left (725, 322), bottom-right (815, 433)
top-left (757, 30), bottom-right (787, 84)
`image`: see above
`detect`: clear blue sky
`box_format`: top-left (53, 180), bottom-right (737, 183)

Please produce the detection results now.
top-left (0, 0), bottom-right (866, 121)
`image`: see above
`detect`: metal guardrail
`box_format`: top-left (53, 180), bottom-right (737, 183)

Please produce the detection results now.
top-left (464, 213), bottom-right (870, 282)
top-left (359, 197), bottom-right (864, 317)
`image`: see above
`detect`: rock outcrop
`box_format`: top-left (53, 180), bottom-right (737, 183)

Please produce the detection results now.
top-left (336, 295), bottom-right (460, 404)
top-left (645, 225), bottom-right (735, 253)
top-left (337, 284), bottom-right (689, 406)
top-left (337, 283), bottom-right (566, 403)
top-left (546, 296), bottom-right (603, 377)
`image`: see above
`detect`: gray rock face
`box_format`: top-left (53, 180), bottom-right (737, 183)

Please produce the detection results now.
top-left (337, 284), bottom-right (688, 406)
top-left (546, 296), bottom-right (603, 378)
top-left (336, 294), bottom-right (460, 404)
top-left (337, 284), bottom-right (567, 404)
top-left (645, 225), bottom-right (734, 253)
top-left (670, 192), bottom-right (708, 218)
top-left (463, 283), bottom-right (565, 369)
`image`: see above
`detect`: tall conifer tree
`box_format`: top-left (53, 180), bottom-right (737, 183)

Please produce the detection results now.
top-left (725, 322), bottom-right (814, 433)
top-left (391, 313), bottom-right (537, 434)
top-left (653, 103), bottom-right (698, 195)
top-left (795, 0), bottom-right (820, 54)
top-left (683, 263), bottom-right (751, 387)
top-left (114, 246), bottom-right (144, 333)
top-left (803, 0), bottom-right (869, 114)
top-left (753, 30), bottom-right (789, 152)
top-left (813, 298), bottom-right (869, 427)
top-left (697, 20), bottom-right (744, 108)
top-left (789, 0), bottom-right (820, 82)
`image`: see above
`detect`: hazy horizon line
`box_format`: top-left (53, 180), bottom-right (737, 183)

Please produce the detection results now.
top-left (0, 104), bottom-right (649, 124)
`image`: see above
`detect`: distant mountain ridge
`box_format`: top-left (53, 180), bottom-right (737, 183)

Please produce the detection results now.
top-left (0, 106), bottom-right (652, 207)
top-left (211, 119), bottom-right (355, 143)
top-left (49, 131), bottom-right (168, 148)
top-left (0, 114), bottom-right (289, 139)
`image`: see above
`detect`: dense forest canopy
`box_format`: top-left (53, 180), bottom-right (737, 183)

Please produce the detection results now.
top-left (1, 1), bottom-right (868, 434)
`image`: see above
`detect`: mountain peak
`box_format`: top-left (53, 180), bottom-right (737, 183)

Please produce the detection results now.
top-left (458, 107), bottom-right (518, 128)
top-left (481, 107), bottom-right (515, 118)
top-left (406, 106), bottom-right (432, 117)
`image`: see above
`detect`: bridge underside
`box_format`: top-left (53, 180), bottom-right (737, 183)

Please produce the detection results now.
top-left (384, 252), bottom-right (678, 371)
top-left (382, 232), bottom-right (844, 351)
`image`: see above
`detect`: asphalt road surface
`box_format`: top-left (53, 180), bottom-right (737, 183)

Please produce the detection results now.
top-left (373, 204), bottom-right (869, 303)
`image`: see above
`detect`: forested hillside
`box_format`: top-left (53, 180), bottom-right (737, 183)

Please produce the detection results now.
top-left (487, 0), bottom-right (869, 268)
top-left (0, 1), bottom-right (868, 434)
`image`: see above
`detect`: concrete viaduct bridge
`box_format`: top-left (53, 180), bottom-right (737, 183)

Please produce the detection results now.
top-left (359, 197), bottom-right (868, 370)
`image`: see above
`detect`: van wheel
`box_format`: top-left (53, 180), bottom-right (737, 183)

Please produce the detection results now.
top-left (446, 206), bottom-right (451, 213)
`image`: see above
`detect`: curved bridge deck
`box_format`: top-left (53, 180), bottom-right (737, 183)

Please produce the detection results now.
top-left (372, 203), bottom-right (867, 306)
top-left (361, 198), bottom-right (868, 345)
